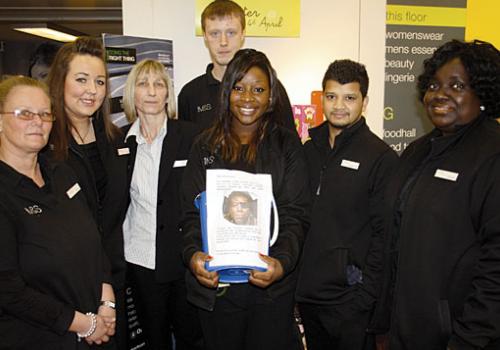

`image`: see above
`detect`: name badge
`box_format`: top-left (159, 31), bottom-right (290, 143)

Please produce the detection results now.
top-left (341, 159), bottom-right (360, 170)
top-left (66, 183), bottom-right (81, 199)
top-left (173, 159), bottom-right (188, 168)
top-left (434, 169), bottom-right (459, 182)
top-left (117, 147), bottom-right (130, 156)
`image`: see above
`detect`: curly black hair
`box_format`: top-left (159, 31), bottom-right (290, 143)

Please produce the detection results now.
top-left (417, 39), bottom-right (500, 118)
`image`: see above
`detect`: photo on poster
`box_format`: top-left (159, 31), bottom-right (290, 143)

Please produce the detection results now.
top-left (222, 191), bottom-right (258, 226)
top-left (203, 169), bottom-right (274, 272)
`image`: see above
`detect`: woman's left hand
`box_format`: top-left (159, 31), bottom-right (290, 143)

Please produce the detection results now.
top-left (249, 254), bottom-right (284, 288)
top-left (98, 284), bottom-right (116, 336)
top-left (97, 304), bottom-right (116, 336)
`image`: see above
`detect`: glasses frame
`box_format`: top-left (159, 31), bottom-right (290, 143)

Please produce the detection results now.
top-left (0, 108), bottom-right (55, 122)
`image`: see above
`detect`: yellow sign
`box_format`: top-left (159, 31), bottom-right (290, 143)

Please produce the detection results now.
top-left (387, 5), bottom-right (466, 27)
top-left (195, 0), bottom-right (300, 37)
top-left (466, 0), bottom-right (500, 49)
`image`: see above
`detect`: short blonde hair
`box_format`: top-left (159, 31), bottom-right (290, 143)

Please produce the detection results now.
top-left (0, 75), bottom-right (49, 111)
top-left (123, 59), bottom-right (176, 122)
top-left (0, 75), bottom-right (50, 147)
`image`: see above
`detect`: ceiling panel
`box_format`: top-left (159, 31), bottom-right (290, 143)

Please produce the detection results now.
top-left (0, 0), bottom-right (122, 41)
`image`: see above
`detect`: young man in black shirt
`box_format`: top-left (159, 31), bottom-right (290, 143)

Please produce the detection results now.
top-left (177, 0), bottom-right (295, 131)
top-left (295, 60), bottom-right (398, 350)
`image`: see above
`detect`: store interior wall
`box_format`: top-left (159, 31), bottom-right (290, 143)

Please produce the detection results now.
top-left (122, 0), bottom-right (386, 136)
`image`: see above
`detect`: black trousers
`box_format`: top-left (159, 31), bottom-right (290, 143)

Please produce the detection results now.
top-left (113, 288), bottom-right (127, 350)
top-left (198, 284), bottom-right (301, 350)
top-left (298, 302), bottom-right (375, 350)
top-left (127, 263), bottom-right (204, 350)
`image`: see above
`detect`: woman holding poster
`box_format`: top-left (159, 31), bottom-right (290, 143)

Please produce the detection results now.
top-left (181, 48), bottom-right (309, 350)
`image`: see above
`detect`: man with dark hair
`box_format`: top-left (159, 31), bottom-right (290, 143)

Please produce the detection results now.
top-left (28, 41), bottom-right (61, 81)
top-left (177, 0), bottom-right (295, 130)
top-left (295, 59), bottom-right (398, 350)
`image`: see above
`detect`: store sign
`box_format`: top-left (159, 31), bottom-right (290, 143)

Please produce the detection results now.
top-left (383, 0), bottom-right (466, 153)
top-left (195, 0), bottom-right (300, 37)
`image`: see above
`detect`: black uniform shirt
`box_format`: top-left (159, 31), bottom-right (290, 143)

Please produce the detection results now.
top-left (296, 118), bottom-right (398, 308)
top-left (177, 64), bottom-right (221, 130)
top-left (0, 157), bottom-right (107, 349)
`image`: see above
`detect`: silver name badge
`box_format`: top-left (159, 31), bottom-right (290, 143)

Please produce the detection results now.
top-left (434, 169), bottom-right (459, 182)
top-left (341, 159), bottom-right (360, 170)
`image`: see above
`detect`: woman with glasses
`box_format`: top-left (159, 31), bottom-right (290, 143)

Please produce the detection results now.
top-left (47, 36), bottom-right (129, 349)
top-left (0, 76), bottom-right (113, 348)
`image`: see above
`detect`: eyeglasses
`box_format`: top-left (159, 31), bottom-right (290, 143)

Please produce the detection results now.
top-left (1, 108), bottom-right (55, 122)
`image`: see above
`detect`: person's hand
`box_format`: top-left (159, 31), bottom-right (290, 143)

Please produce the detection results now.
top-left (249, 254), bottom-right (284, 288)
top-left (97, 304), bottom-right (116, 336)
top-left (375, 334), bottom-right (388, 350)
top-left (85, 314), bottom-right (111, 345)
top-left (190, 251), bottom-right (219, 288)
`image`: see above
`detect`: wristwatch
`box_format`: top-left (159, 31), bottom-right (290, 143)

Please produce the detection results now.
top-left (100, 300), bottom-right (116, 309)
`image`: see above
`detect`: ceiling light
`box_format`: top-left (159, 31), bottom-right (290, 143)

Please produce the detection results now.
top-left (13, 23), bottom-right (84, 42)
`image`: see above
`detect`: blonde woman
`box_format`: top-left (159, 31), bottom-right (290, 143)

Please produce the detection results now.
top-left (122, 59), bottom-right (203, 350)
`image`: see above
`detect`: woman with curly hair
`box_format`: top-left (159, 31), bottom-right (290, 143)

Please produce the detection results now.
top-left (376, 40), bottom-right (500, 350)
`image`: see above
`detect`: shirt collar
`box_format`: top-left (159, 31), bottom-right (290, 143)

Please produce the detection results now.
top-left (310, 116), bottom-right (367, 149)
top-left (0, 154), bottom-right (52, 190)
top-left (206, 63), bottom-right (221, 86)
top-left (0, 159), bottom-right (24, 188)
top-left (125, 117), bottom-right (168, 145)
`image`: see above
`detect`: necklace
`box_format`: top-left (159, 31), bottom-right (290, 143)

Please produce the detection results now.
top-left (75, 120), bottom-right (93, 144)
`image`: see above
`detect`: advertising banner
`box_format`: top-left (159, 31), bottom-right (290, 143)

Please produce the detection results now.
top-left (195, 0), bottom-right (300, 37)
top-left (383, 0), bottom-right (466, 153)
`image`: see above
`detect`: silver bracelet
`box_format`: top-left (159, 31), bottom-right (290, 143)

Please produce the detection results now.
top-left (77, 312), bottom-right (97, 341)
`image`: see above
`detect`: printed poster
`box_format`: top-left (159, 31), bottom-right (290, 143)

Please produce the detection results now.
top-left (293, 104), bottom-right (321, 143)
top-left (205, 169), bottom-right (274, 271)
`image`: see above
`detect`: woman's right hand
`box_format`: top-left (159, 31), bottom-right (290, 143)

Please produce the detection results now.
top-left (85, 314), bottom-right (111, 345)
top-left (189, 251), bottom-right (219, 288)
top-left (69, 311), bottom-right (111, 345)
